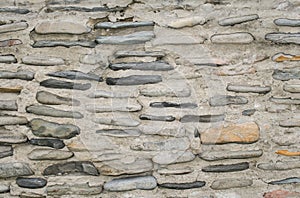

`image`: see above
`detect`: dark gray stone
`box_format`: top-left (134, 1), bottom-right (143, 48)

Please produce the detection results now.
top-left (114, 51), bottom-right (165, 58)
top-left (242, 109), bottom-right (256, 116)
top-left (150, 102), bottom-right (197, 109)
top-left (268, 177), bottom-right (300, 185)
top-left (95, 21), bottom-right (154, 29)
top-left (0, 8), bottom-right (30, 14)
top-left (106, 75), bottom-right (162, 86)
top-left (96, 31), bottom-right (155, 45)
top-left (104, 176), bottom-right (157, 191)
top-left (159, 181), bottom-right (206, 190)
top-left (109, 61), bottom-right (174, 71)
top-left (209, 95), bottom-right (248, 106)
top-left (29, 138), bottom-right (65, 149)
top-left (202, 162), bottom-right (249, 172)
top-left (96, 129), bottom-right (141, 137)
top-left (180, 114), bottom-right (225, 123)
top-left (139, 114), bottom-right (176, 122)
top-left (26, 105), bottom-right (83, 119)
top-left (0, 163), bottom-right (33, 178)
top-left (45, 6), bottom-right (124, 13)
top-left (0, 70), bottom-right (34, 80)
top-left (33, 40), bottom-right (96, 48)
top-left (47, 70), bottom-right (103, 81)
top-left (0, 146), bottom-right (13, 159)
top-left (43, 161), bottom-right (99, 176)
top-left (40, 79), bottom-right (91, 90)
top-left (218, 14), bottom-right (259, 26)
top-left (22, 55), bottom-right (65, 66)
top-left (265, 33), bottom-right (300, 44)
top-left (16, 177), bottom-right (47, 189)
top-left (199, 149), bottom-right (263, 161)
top-left (273, 69), bottom-right (300, 81)
top-left (274, 18), bottom-right (300, 27)
top-left (0, 100), bottom-right (17, 111)
top-left (0, 55), bottom-right (17, 63)
top-left (36, 91), bottom-right (80, 106)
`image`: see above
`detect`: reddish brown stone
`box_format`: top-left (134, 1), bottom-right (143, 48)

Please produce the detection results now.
top-left (264, 190), bottom-right (300, 198)
top-left (0, 39), bottom-right (22, 47)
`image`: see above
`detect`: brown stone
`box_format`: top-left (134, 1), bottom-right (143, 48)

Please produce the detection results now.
top-left (276, 150), bottom-right (300, 156)
top-left (0, 86), bottom-right (22, 93)
top-left (272, 52), bottom-right (300, 62)
top-left (264, 190), bottom-right (300, 198)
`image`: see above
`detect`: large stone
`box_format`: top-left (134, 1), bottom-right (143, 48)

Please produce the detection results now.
top-left (0, 39), bottom-right (22, 47)
top-left (16, 178), bottom-right (47, 189)
top-left (150, 102), bottom-right (197, 109)
top-left (131, 138), bottom-right (189, 151)
top-left (35, 21), bottom-right (91, 34)
top-left (200, 122), bottom-right (260, 144)
top-left (272, 52), bottom-right (300, 62)
top-left (0, 163), bottom-right (33, 178)
top-left (274, 18), bottom-right (300, 27)
top-left (96, 31), bottom-right (154, 45)
top-left (96, 129), bottom-right (141, 137)
top-left (257, 161), bottom-right (300, 170)
top-left (0, 22), bottom-right (28, 34)
top-left (40, 79), bottom-right (91, 90)
top-left (104, 176), bottom-right (157, 191)
top-left (227, 85), bottom-right (271, 94)
top-left (273, 69), bottom-right (300, 81)
top-left (114, 51), bottom-right (165, 58)
top-left (106, 75), bottom-right (162, 86)
top-left (211, 178), bottom-right (253, 190)
top-left (47, 70), bottom-right (103, 81)
top-left (180, 114), bottom-right (225, 123)
top-left (28, 148), bottom-right (74, 160)
top-left (168, 16), bottom-right (206, 28)
top-left (0, 115), bottom-right (28, 126)
top-left (0, 70), bottom-right (34, 80)
top-left (93, 117), bottom-right (140, 127)
top-left (268, 177), bottom-right (300, 185)
top-left (199, 149), bottom-right (263, 161)
top-left (265, 33), bottom-right (300, 44)
top-left (109, 61), bottom-right (174, 71)
top-left (0, 129), bottom-right (27, 144)
top-left (0, 100), bottom-right (17, 111)
top-left (218, 14), bottom-right (259, 26)
top-left (139, 114), bottom-right (176, 122)
top-left (202, 162), bottom-right (249, 172)
top-left (29, 118), bottom-right (80, 139)
top-left (26, 104), bottom-right (83, 118)
top-left (211, 32), bottom-right (254, 44)
top-left (33, 40), bottom-right (97, 48)
top-left (159, 181), bottom-right (205, 190)
top-left (36, 91), bottom-right (80, 106)
top-left (0, 145), bottom-right (13, 158)
top-left (209, 95), bottom-right (248, 106)
top-left (22, 55), bottom-right (65, 66)
top-left (95, 21), bottom-right (154, 29)
top-left (152, 150), bottom-right (195, 165)
top-left (0, 8), bottom-right (30, 14)
top-left (283, 84), bottom-right (300, 93)
top-left (0, 55), bottom-right (17, 63)
top-left (29, 138), bottom-right (65, 149)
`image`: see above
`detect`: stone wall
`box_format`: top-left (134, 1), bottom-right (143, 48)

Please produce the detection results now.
top-left (0, 0), bottom-right (299, 197)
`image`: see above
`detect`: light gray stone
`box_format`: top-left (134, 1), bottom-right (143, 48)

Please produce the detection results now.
top-left (86, 100), bottom-right (142, 113)
top-left (199, 149), bottom-right (263, 161)
top-left (273, 69), bottom-right (300, 81)
top-left (257, 160), bottom-right (300, 170)
top-left (227, 85), bottom-right (271, 94)
top-left (268, 177), bottom-right (300, 185)
top-left (280, 119), bottom-right (300, 127)
top-left (211, 178), bottom-right (253, 190)
top-left (0, 39), bottom-right (22, 47)
top-left (0, 22), bottom-right (28, 34)
top-left (0, 115), bottom-right (28, 126)
top-left (35, 21), bottom-right (91, 34)
top-left (218, 14), bottom-right (259, 26)
top-left (36, 91), bottom-right (80, 106)
top-left (88, 90), bottom-right (138, 98)
top-left (47, 70), bottom-right (103, 81)
top-left (22, 55), bottom-right (65, 66)
top-left (140, 83), bottom-right (191, 97)
top-left (0, 184), bottom-right (9, 193)
top-left (80, 53), bottom-right (106, 65)
top-left (104, 176), bottom-right (157, 191)
top-left (152, 150), bottom-right (195, 165)
top-left (26, 104), bottom-right (83, 118)
top-left (33, 40), bottom-right (97, 48)
top-left (209, 95), bottom-right (248, 106)
top-left (180, 114), bottom-right (225, 123)
top-left (93, 117), bottom-right (140, 127)
top-left (0, 162), bottom-right (34, 178)
top-left (0, 70), bottom-right (34, 80)
top-left (131, 138), bottom-right (190, 151)
top-left (269, 97), bottom-right (300, 105)
top-left (0, 129), bottom-right (27, 144)
top-left (274, 18), bottom-right (300, 27)
top-left (95, 21), bottom-right (154, 29)
top-left (211, 32), bottom-right (254, 44)
top-left (157, 167), bottom-right (194, 175)
top-left (109, 61), bottom-right (174, 71)
top-left (96, 31), bottom-right (154, 45)
top-left (114, 51), bottom-right (165, 58)
top-left (28, 148), bottom-right (74, 160)
top-left (0, 55), bottom-right (17, 63)
top-left (283, 84), bottom-right (300, 93)
top-left (0, 145), bottom-right (13, 158)
top-left (96, 129), bottom-right (141, 137)
top-left (45, 6), bottom-right (124, 13)
top-left (0, 100), bottom-right (17, 111)
top-left (265, 33), bottom-right (300, 44)
top-left (168, 16), bottom-right (206, 28)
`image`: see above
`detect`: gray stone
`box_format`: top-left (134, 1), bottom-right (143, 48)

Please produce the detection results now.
top-left (0, 163), bottom-right (33, 178)
top-left (96, 129), bottom-right (141, 137)
top-left (131, 138), bottom-right (189, 151)
top-left (242, 109), bottom-right (256, 116)
top-left (269, 97), bottom-right (300, 105)
top-left (0, 115), bottom-right (28, 126)
top-left (93, 117), bottom-right (140, 127)
top-left (0, 8), bottom-right (30, 14)
top-left (209, 95), bottom-right (248, 106)
top-left (0, 55), bottom-right (17, 63)
top-left (47, 70), bottom-right (103, 81)
top-left (280, 119), bottom-right (300, 127)
top-left (268, 177), bottom-right (300, 185)
top-left (95, 21), bottom-right (154, 29)
top-left (36, 91), bottom-right (80, 106)
top-left (114, 51), bottom-right (165, 58)
top-left (140, 83), bottom-right (191, 97)
top-left (0, 145), bottom-right (13, 158)
top-left (0, 22), bottom-right (28, 34)
top-left (211, 178), bottom-right (253, 190)
top-left (29, 118), bottom-right (80, 139)
top-left (33, 40), bottom-right (97, 48)
top-left (22, 55), bottom-right (65, 66)
top-left (104, 176), bottom-right (157, 191)
top-left (0, 39), bottom-right (22, 47)
top-left (43, 161), bottom-right (99, 176)
top-left (106, 75), bottom-right (162, 86)
top-left (86, 100), bottom-right (142, 113)
top-left (0, 100), bottom-right (17, 111)
top-left (0, 129), bottom-right (27, 144)
top-left (152, 150), bottom-right (195, 165)
top-left (168, 16), bottom-right (206, 28)
top-left (88, 90), bottom-right (137, 98)
top-left (0, 184), bottom-right (9, 193)
top-left (159, 181), bottom-right (205, 189)
top-left (150, 102), bottom-right (197, 109)
top-left (141, 126), bottom-right (186, 137)
top-left (96, 31), bottom-right (154, 45)
top-left (265, 33), bottom-right (300, 44)
top-left (273, 69), bottom-right (300, 81)
top-left (29, 138), bottom-right (65, 149)
top-left (227, 85), bottom-right (271, 94)
top-left (157, 167), bottom-right (194, 175)
top-left (180, 114), bottom-right (225, 123)
top-left (274, 18), bottom-right (300, 27)
top-left (16, 178), bottom-right (47, 189)
top-left (28, 148), bottom-right (74, 160)
top-left (202, 162), bottom-right (249, 172)
top-left (40, 79), bottom-right (91, 90)
top-left (35, 21), bottom-right (91, 34)
top-left (211, 32), bottom-right (254, 44)
top-left (199, 149), bottom-right (263, 161)
top-left (257, 161), bottom-right (300, 170)
top-left (283, 84), bottom-right (300, 93)
top-left (26, 104), bottom-right (83, 118)
top-left (218, 14), bottom-right (259, 26)
top-left (45, 6), bottom-right (124, 13)
top-left (0, 70), bottom-right (34, 80)
top-left (109, 61), bottom-right (174, 71)
top-left (139, 114), bottom-right (176, 122)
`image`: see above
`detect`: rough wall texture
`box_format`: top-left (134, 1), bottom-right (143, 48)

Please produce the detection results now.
top-left (0, 0), bottom-right (299, 197)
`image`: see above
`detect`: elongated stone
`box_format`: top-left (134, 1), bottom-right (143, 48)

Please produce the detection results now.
top-left (35, 21), bottom-right (91, 34)
top-left (43, 161), bottom-right (99, 176)
top-left (0, 8), bottom-right (30, 14)
top-left (273, 69), bottom-right (300, 81)
top-left (47, 70), bottom-right (103, 81)
top-left (269, 97), bottom-right (300, 105)
top-left (0, 70), bottom-right (34, 80)
top-left (45, 6), bottom-right (123, 13)
top-left (0, 86), bottom-right (22, 93)
top-left (180, 114), bottom-right (225, 123)
top-left (96, 31), bottom-right (154, 45)
top-left (280, 119), bottom-right (300, 127)
top-left (0, 163), bottom-right (33, 178)
top-left (29, 138), bottom-right (65, 149)
top-left (257, 161), bottom-right (300, 170)
top-left (86, 101), bottom-right (142, 113)
top-left (106, 75), bottom-right (162, 86)
top-left (272, 52), bottom-right (300, 62)
top-left (268, 177), bottom-right (300, 185)
top-left (88, 90), bottom-right (137, 98)
top-left (152, 150), bottom-right (195, 165)
top-left (227, 85), bottom-right (271, 94)
top-left (0, 115), bottom-right (28, 126)
top-left (36, 91), bottom-right (80, 106)
top-left (29, 118), bottom-right (80, 139)
top-left (16, 178), bottom-right (47, 189)
top-left (218, 14), bottom-right (259, 26)
top-left (26, 105), bottom-right (83, 119)
top-left (109, 61), bottom-right (174, 71)
top-left (22, 55), bottom-right (64, 66)
top-left (211, 33), bottom-right (254, 44)
top-left (274, 18), bottom-right (300, 27)
top-left (93, 117), bottom-right (140, 127)
top-left (114, 51), bottom-right (165, 58)
top-left (168, 16), bottom-right (206, 28)
top-left (0, 22), bottom-right (28, 34)
top-left (283, 84), bottom-right (300, 93)
top-left (199, 149), bottom-right (263, 161)
top-left (276, 150), bottom-right (300, 156)
top-left (209, 95), bottom-right (248, 106)
top-left (0, 100), bottom-right (17, 111)
top-left (33, 40), bottom-right (96, 48)
top-left (131, 138), bottom-right (189, 151)
top-left (150, 102), bottom-right (197, 109)
top-left (139, 114), bottom-right (176, 122)
top-left (95, 21), bottom-right (154, 29)
top-left (242, 109), bottom-right (256, 116)
top-left (28, 148), bottom-right (73, 160)
top-left (0, 145), bottom-right (13, 158)
top-left (0, 55), bottom-right (17, 63)
top-left (140, 83), bottom-right (191, 97)
top-left (104, 176), bottom-right (157, 191)
top-left (265, 33), bottom-right (300, 44)
top-left (96, 129), bottom-right (141, 137)
top-left (264, 190), bottom-right (300, 198)
top-left (0, 39), bottom-right (22, 47)
top-left (201, 122), bottom-right (260, 144)
top-left (159, 181), bottom-right (205, 190)
top-left (202, 162), bottom-right (249, 172)
top-left (40, 79), bottom-right (91, 90)
top-left (211, 178), bottom-right (253, 190)
top-left (157, 167), bottom-right (194, 175)
top-left (0, 129), bottom-right (27, 144)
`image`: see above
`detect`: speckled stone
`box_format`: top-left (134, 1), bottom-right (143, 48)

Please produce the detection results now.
top-left (28, 148), bottom-right (74, 160)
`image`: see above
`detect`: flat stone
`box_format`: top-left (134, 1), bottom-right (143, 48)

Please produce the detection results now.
top-left (0, 70), bottom-right (34, 80)
top-left (264, 190), bottom-right (300, 198)
top-left (257, 161), bottom-right (300, 170)
top-left (131, 138), bottom-right (189, 151)
top-left (45, 6), bottom-right (124, 13)
top-left (114, 51), bottom-right (165, 58)
top-left (104, 176), bottom-right (157, 191)
top-left (180, 114), bottom-right (225, 123)
top-left (86, 100), bottom-right (142, 113)
top-left (211, 32), bottom-right (254, 44)
top-left (109, 61), bottom-right (174, 71)
top-left (157, 167), bottom-right (194, 175)
top-left (40, 79), bottom-right (91, 90)
top-left (79, 53), bottom-right (106, 65)
top-left (0, 184), bottom-right (9, 193)
top-left (0, 145), bottom-right (13, 158)
top-left (0, 39), bottom-right (22, 47)
top-left (274, 18), bottom-right (300, 27)
top-left (0, 86), bottom-right (22, 93)
top-left (29, 118), bottom-right (80, 139)
top-left (0, 100), bottom-right (17, 111)
top-left (0, 8), bottom-right (30, 14)
top-left (29, 138), bottom-right (65, 149)
top-left (211, 178), bottom-right (253, 190)
top-left (201, 122), bottom-right (260, 144)
top-left (242, 109), bottom-right (256, 116)
top-left (218, 14), bottom-right (259, 26)
top-left (36, 91), bottom-right (80, 106)
top-left (159, 181), bottom-right (205, 190)
top-left (280, 119), bottom-right (300, 127)
top-left (33, 40), bottom-right (97, 48)
top-left (140, 83), bottom-right (191, 97)
top-left (0, 129), bottom-right (27, 144)
top-left (93, 117), bottom-right (140, 127)
top-left (269, 97), bottom-right (300, 105)
top-left (152, 150), bottom-right (195, 165)
top-left (35, 21), bottom-right (91, 34)
top-left (0, 115), bottom-right (28, 126)
top-left (283, 84), bottom-right (300, 93)
top-left (276, 150), bottom-right (300, 156)
top-left (0, 55), bottom-right (17, 63)
top-left (0, 163), bottom-right (33, 178)
top-left (273, 69), bottom-right (300, 81)
top-left (95, 21), bottom-right (154, 29)
top-left (47, 70), bottom-right (103, 81)
top-left (96, 31), bottom-right (154, 45)
top-left (16, 178), bottom-right (47, 189)
top-left (0, 22), bottom-right (28, 34)
top-left (88, 90), bottom-right (137, 98)
top-left (202, 162), bottom-right (249, 172)
top-left (209, 95), bottom-right (248, 106)
top-left (168, 16), bottom-right (206, 28)
top-left (227, 85), bottom-right (271, 94)
top-left (272, 52), bottom-right (300, 62)
top-left (141, 125), bottom-right (186, 137)
top-left (150, 102), bottom-right (197, 109)
top-left (28, 148), bottom-right (73, 160)
top-left (199, 149), bottom-right (263, 161)
top-left (43, 161), bottom-right (99, 176)
top-left (26, 104), bottom-right (83, 119)
top-left (139, 114), bottom-right (176, 122)
top-left (265, 33), bottom-right (300, 44)
top-left (96, 129), bottom-right (141, 137)
top-left (106, 75), bottom-right (162, 86)
top-left (22, 55), bottom-right (64, 66)
top-left (268, 177), bottom-right (300, 185)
